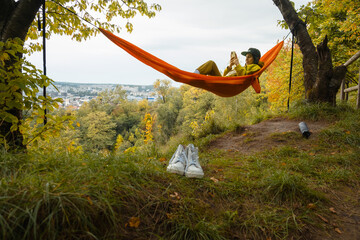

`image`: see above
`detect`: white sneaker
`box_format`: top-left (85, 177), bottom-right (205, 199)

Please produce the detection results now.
top-left (185, 144), bottom-right (204, 178)
top-left (167, 145), bottom-right (187, 175)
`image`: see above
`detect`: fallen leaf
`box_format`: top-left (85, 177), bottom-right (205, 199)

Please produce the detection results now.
top-left (128, 217), bottom-right (140, 228)
top-left (345, 131), bottom-right (350, 134)
top-left (170, 192), bottom-right (181, 200)
top-left (159, 157), bottom-right (167, 162)
top-left (307, 203), bottom-right (316, 209)
top-left (86, 196), bottom-right (93, 205)
top-left (329, 207), bottom-right (337, 214)
top-left (208, 191), bottom-right (215, 198)
top-left (316, 213), bottom-right (328, 223)
top-left (82, 162), bottom-right (87, 166)
top-left (242, 133), bottom-right (247, 137)
top-left (334, 228), bottom-right (342, 234)
top-left (210, 177), bottom-right (219, 183)
top-left (281, 162), bottom-right (286, 166)
top-left (331, 152), bottom-right (336, 155)
top-left (309, 152), bottom-right (316, 156)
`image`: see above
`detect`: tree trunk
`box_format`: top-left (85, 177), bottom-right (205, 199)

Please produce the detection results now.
top-left (1, 0), bottom-right (42, 150)
top-left (273, 0), bottom-right (347, 105)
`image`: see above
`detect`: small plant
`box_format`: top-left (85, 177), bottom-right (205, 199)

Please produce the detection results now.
top-left (166, 220), bottom-right (225, 240)
top-left (263, 170), bottom-right (321, 204)
top-left (190, 110), bottom-right (225, 139)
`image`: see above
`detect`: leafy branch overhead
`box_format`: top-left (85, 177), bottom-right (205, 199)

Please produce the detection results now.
top-left (1, 0), bottom-right (161, 46)
top-left (30, 0), bottom-right (161, 42)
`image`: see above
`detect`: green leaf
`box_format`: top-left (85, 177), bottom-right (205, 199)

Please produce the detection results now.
top-left (36, 117), bottom-right (44, 124)
top-left (10, 124), bottom-right (18, 132)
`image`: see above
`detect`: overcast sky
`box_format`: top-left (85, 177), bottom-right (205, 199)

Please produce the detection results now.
top-left (28, 0), bottom-right (310, 86)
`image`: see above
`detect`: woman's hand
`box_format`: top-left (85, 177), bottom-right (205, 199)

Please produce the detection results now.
top-left (230, 52), bottom-right (239, 67)
top-left (230, 58), bottom-right (239, 68)
top-left (231, 58), bottom-right (239, 67)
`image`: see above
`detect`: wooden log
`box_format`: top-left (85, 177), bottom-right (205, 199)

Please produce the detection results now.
top-left (357, 67), bottom-right (360, 109)
top-left (344, 51), bottom-right (360, 67)
top-left (341, 51), bottom-right (360, 103)
top-left (344, 85), bottom-right (359, 93)
top-left (340, 80), bottom-right (345, 101)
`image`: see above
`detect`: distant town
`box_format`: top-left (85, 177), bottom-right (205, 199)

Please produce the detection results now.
top-left (42, 82), bottom-right (157, 108)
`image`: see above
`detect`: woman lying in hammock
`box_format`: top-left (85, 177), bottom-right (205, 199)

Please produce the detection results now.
top-left (194, 48), bottom-right (263, 77)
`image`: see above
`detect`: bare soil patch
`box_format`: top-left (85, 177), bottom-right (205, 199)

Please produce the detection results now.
top-left (209, 117), bottom-right (330, 154)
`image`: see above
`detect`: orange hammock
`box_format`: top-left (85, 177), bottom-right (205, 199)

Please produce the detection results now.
top-left (99, 28), bottom-right (284, 97)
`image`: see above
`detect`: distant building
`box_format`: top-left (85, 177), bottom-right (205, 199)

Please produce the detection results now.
top-left (44, 82), bottom-right (157, 108)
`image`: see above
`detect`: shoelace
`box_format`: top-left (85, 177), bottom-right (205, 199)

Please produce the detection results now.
top-left (173, 146), bottom-right (186, 164)
top-left (187, 147), bottom-right (200, 167)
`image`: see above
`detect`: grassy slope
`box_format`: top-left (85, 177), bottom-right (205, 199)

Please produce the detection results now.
top-left (1, 104), bottom-right (359, 240)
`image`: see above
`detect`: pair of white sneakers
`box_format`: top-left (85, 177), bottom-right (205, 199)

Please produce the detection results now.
top-left (166, 144), bottom-right (204, 178)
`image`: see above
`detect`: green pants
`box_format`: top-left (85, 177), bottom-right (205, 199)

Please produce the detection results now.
top-left (196, 60), bottom-right (222, 76)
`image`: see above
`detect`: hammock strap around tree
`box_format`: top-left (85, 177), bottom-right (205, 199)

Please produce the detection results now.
top-left (99, 28), bottom-right (284, 97)
top-left (287, 32), bottom-right (295, 111)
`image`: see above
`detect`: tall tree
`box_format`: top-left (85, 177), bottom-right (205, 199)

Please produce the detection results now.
top-left (81, 111), bottom-right (116, 151)
top-left (273, 0), bottom-right (347, 105)
top-left (155, 87), bottom-right (183, 142)
top-left (0, 0), bottom-right (161, 150)
top-left (153, 79), bottom-right (172, 103)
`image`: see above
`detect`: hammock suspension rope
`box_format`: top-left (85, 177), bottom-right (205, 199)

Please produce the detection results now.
top-left (288, 31), bottom-right (295, 111)
top-left (40, 0), bottom-right (47, 124)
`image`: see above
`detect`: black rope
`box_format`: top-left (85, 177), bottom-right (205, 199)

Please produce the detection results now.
top-left (286, 20), bottom-right (305, 111)
top-left (40, 0), bottom-right (98, 124)
top-left (284, 30), bottom-right (292, 41)
top-left (42, 0), bottom-right (47, 124)
top-left (49, 0), bottom-right (98, 28)
top-left (287, 32), bottom-right (295, 111)
top-left (41, 0), bottom-right (96, 125)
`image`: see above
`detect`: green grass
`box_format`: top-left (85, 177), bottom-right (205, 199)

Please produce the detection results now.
top-left (262, 169), bottom-right (323, 204)
top-left (1, 104), bottom-right (360, 239)
top-left (287, 101), bottom-right (356, 121)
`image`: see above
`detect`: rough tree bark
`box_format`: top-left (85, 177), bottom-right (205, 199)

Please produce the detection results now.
top-left (273, 0), bottom-right (347, 105)
top-left (1, 0), bottom-right (42, 149)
